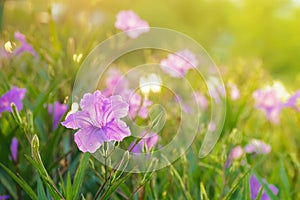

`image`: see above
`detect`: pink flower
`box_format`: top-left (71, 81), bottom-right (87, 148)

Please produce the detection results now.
top-left (285, 90), bottom-right (300, 112)
top-left (61, 91), bottom-right (131, 153)
top-left (129, 132), bottom-right (159, 153)
top-left (115, 10), bottom-right (149, 38)
top-left (160, 49), bottom-right (198, 78)
top-left (126, 91), bottom-right (152, 119)
top-left (229, 145), bottom-right (244, 160)
top-left (244, 139), bottom-right (271, 155)
top-left (253, 83), bottom-right (288, 124)
top-left (225, 145), bottom-right (244, 168)
top-left (208, 121), bottom-right (216, 132)
top-left (102, 67), bottom-right (128, 97)
top-left (174, 95), bottom-right (191, 113)
top-left (228, 83), bottom-right (240, 100)
top-left (193, 92), bottom-right (208, 110)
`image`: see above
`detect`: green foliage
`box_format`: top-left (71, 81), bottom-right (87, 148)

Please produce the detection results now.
top-left (1, 0), bottom-right (300, 199)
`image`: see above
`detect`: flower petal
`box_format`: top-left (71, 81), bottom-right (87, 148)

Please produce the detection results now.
top-left (110, 95), bottom-right (129, 119)
top-left (61, 111), bottom-right (92, 129)
top-left (104, 119), bottom-right (131, 141)
top-left (74, 127), bottom-right (105, 153)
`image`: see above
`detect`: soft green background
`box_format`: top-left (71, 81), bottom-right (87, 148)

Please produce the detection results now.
top-left (2, 0), bottom-right (300, 85)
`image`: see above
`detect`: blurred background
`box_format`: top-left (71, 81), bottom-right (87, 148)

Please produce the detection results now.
top-left (1, 0), bottom-right (300, 85)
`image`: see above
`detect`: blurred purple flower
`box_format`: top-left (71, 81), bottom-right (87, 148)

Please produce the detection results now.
top-left (129, 132), bottom-right (159, 153)
top-left (253, 83), bottom-right (289, 124)
top-left (208, 121), bottom-right (216, 132)
top-left (207, 77), bottom-right (226, 104)
top-left (48, 101), bottom-right (68, 130)
top-left (0, 195), bottom-right (10, 200)
top-left (126, 92), bottom-right (152, 119)
top-left (228, 82), bottom-right (240, 100)
top-left (115, 10), bottom-right (149, 39)
top-left (0, 86), bottom-right (26, 116)
top-left (225, 145), bottom-right (244, 168)
top-left (244, 139), bottom-right (271, 155)
top-left (193, 92), bottom-right (208, 110)
top-left (250, 175), bottom-right (278, 200)
top-left (102, 67), bottom-right (128, 97)
top-left (61, 91), bottom-right (131, 153)
top-left (10, 137), bottom-right (18, 162)
top-left (285, 90), bottom-right (300, 112)
top-left (160, 49), bottom-right (198, 78)
top-left (14, 31), bottom-right (38, 57)
top-left (174, 95), bottom-right (191, 113)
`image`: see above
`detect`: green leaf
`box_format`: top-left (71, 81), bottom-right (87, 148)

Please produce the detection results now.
top-left (66, 172), bottom-right (72, 200)
top-left (169, 163), bottom-right (193, 200)
top-left (0, 170), bottom-right (18, 199)
top-left (279, 160), bottom-right (291, 200)
top-left (25, 155), bottom-right (62, 200)
top-left (0, 162), bottom-right (38, 200)
top-left (11, 103), bottom-right (22, 124)
top-left (73, 153), bottom-right (90, 200)
top-left (223, 169), bottom-right (251, 200)
top-left (200, 182), bottom-right (209, 200)
top-left (100, 172), bottom-right (131, 200)
top-left (243, 174), bottom-right (251, 200)
top-left (37, 176), bottom-right (48, 200)
top-left (255, 187), bottom-right (264, 200)
top-left (33, 79), bottom-right (60, 116)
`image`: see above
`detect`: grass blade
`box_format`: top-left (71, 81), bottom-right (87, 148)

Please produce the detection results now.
top-left (37, 175), bottom-right (48, 200)
top-left (73, 153), bottom-right (90, 200)
top-left (0, 162), bottom-right (38, 200)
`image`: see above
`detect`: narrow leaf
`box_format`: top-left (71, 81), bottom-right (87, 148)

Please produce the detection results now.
top-left (73, 153), bottom-right (90, 200)
top-left (66, 172), bottom-right (72, 200)
top-left (0, 163), bottom-right (38, 200)
top-left (37, 176), bottom-right (48, 200)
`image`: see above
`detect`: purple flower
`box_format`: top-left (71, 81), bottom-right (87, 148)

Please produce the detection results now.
top-left (228, 82), bottom-right (240, 100)
top-left (126, 91), bottom-right (152, 119)
top-left (102, 67), bottom-right (128, 97)
top-left (48, 101), bottom-right (68, 130)
top-left (61, 91), bottom-right (131, 153)
top-left (253, 83), bottom-right (289, 124)
top-left (225, 145), bottom-right (244, 168)
top-left (115, 10), bottom-right (150, 39)
top-left (207, 77), bottom-right (226, 104)
top-left (175, 95), bottom-right (191, 113)
top-left (250, 175), bottom-right (278, 200)
top-left (244, 139), bottom-right (271, 155)
top-left (129, 132), bottom-right (159, 153)
top-left (10, 137), bottom-right (18, 162)
top-left (229, 146), bottom-right (244, 159)
top-left (0, 195), bottom-right (10, 200)
top-left (14, 31), bottom-right (38, 57)
top-left (208, 121), bottom-right (216, 132)
top-left (285, 90), bottom-right (300, 112)
top-left (160, 49), bottom-right (198, 78)
top-left (0, 86), bottom-right (26, 116)
top-left (193, 92), bottom-right (208, 110)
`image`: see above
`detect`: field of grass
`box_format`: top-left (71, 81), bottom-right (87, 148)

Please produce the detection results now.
top-left (1, 0), bottom-right (300, 199)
